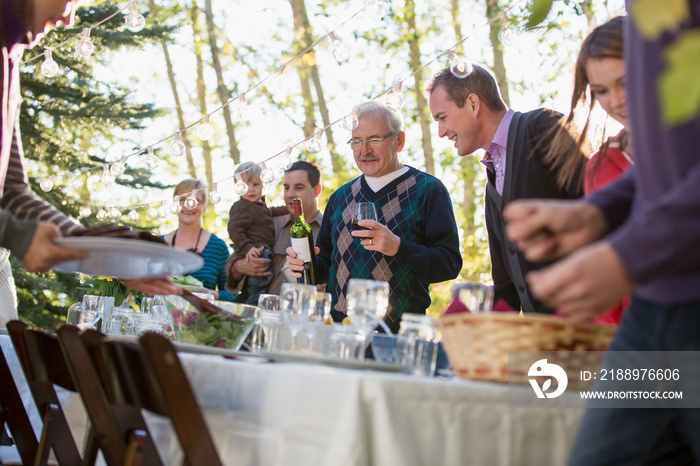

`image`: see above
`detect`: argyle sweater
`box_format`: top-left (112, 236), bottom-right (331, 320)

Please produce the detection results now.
top-left (316, 166), bottom-right (461, 332)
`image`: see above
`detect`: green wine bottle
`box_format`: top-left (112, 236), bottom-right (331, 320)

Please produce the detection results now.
top-left (290, 198), bottom-right (318, 285)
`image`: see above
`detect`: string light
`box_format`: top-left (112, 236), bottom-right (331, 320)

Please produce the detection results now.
top-left (125, 1), bottom-right (146, 33)
top-left (96, 208), bottom-right (108, 221)
top-left (234, 174), bottom-right (248, 196)
top-left (364, 0), bottom-right (386, 21)
top-left (108, 206), bottom-right (121, 219)
top-left (267, 65), bottom-right (286, 92)
top-left (197, 115), bottom-right (214, 141)
top-left (170, 195), bottom-right (182, 214)
top-left (339, 112), bottom-right (359, 131)
top-left (329, 32), bottom-right (351, 63)
top-left (277, 146), bottom-right (294, 170)
top-left (68, 171), bottom-right (83, 189)
top-left (110, 159), bottom-right (126, 176)
top-left (184, 190), bottom-right (199, 210)
top-left (385, 81), bottom-right (404, 110)
top-left (208, 183), bottom-right (222, 204)
top-left (101, 164), bottom-right (116, 186)
top-left (235, 94), bottom-right (249, 122)
top-left (259, 163), bottom-right (275, 184)
top-left (146, 205), bottom-right (158, 219)
top-left (145, 146), bottom-right (159, 169)
top-left (40, 50), bottom-right (58, 78)
top-left (127, 208), bottom-right (139, 222)
top-left (157, 201), bottom-right (168, 218)
top-left (75, 28), bottom-right (94, 59)
top-left (445, 51), bottom-right (473, 79)
top-left (170, 132), bottom-right (186, 157)
top-left (306, 128), bottom-right (324, 154)
top-left (79, 206), bottom-right (91, 218)
top-left (39, 176), bottom-right (54, 192)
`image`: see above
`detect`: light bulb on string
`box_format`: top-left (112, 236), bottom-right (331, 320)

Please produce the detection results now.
top-left (39, 176), bottom-right (54, 192)
top-left (184, 190), bottom-right (199, 210)
top-left (40, 50), bottom-right (59, 77)
top-left (385, 81), bottom-right (404, 110)
top-left (101, 164), bottom-right (115, 186)
top-left (277, 146), bottom-right (294, 170)
top-left (108, 207), bottom-right (121, 220)
top-left (259, 163), bottom-right (275, 184)
top-left (170, 195), bottom-right (182, 214)
top-left (267, 65), bottom-right (286, 92)
top-left (68, 171), bottom-right (83, 189)
top-left (197, 115), bottom-right (214, 141)
top-left (125, 1), bottom-right (146, 33)
top-left (127, 208), bottom-right (139, 222)
top-left (235, 94), bottom-right (249, 122)
top-left (208, 183), bottom-right (222, 204)
top-left (445, 50), bottom-right (473, 79)
top-left (75, 28), bottom-right (94, 59)
top-left (145, 146), bottom-right (159, 169)
top-left (339, 112), bottom-right (359, 131)
top-left (363, 0), bottom-right (386, 21)
top-left (158, 202), bottom-right (168, 218)
top-left (306, 128), bottom-right (324, 154)
top-left (234, 174), bottom-right (248, 196)
top-left (329, 32), bottom-right (351, 63)
top-left (79, 206), bottom-right (91, 218)
top-left (110, 159), bottom-right (126, 176)
top-left (96, 208), bottom-right (107, 221)
top-left (146, 206), bottom-right (159, 219)
top-left (170, 132), bottom-right (186, 157)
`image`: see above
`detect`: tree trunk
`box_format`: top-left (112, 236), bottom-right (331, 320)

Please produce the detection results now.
top-left (405, 0), bottom-right (435, 175)
top-left (204, 0), bottom-right (241, 166)
top-left (149, 0), bottom-right (195, 177)
top-left (485, 0), bottom-right (510, 107)
top-left (191, 2), bottom-right (212, 184)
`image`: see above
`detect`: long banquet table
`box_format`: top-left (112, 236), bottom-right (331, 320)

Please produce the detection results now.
top-left (1, 333), bottom-right (585, 465)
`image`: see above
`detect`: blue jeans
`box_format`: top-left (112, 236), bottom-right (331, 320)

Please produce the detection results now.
top-left (245, 247), bottom-right (274, 306)
top-left (569, 296), bottom-right (700, 465)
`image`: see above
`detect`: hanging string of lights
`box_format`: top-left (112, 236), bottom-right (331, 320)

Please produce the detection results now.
top-left (29, 0), bottom-right (525, 221)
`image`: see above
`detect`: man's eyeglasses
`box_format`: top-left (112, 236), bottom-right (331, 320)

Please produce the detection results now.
top-left (346, 133), bottom-right (395, 151)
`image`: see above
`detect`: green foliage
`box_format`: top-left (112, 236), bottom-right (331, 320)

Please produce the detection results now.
top-left (527, 0), bottom-right (555, 28)
top-left (659, 30), bottom-right (700, 126)
top-left (629, 0), bottom-right (689, 39)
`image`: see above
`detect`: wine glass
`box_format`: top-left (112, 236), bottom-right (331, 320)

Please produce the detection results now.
top-left (304, 292), bottom-right (331, 353)
top-left (82, 295), bottom-right (105, 329)
top-left (345, 279), bottom-right (390, 360)
top-left (279, 283), bottom-right (316, 352)
top-left (352, 202), bottom-right (378, 231)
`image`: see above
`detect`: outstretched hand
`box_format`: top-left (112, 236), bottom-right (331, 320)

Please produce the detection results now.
top-left (23, 223), bottom-right (89, 273)
top-left (504, 199), bottom-right (607, 262)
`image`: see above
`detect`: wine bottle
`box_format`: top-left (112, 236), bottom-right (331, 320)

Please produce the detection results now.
top-left (290, 198), bottom-right (318, 285)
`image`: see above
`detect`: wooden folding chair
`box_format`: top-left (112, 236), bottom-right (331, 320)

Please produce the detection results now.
top-left (6, 320), bottom-right (98, 466)
top-left (57, 325), bottom-right (161, 466)
top-left (0, 339), bottom-right (39, 465)
top-left (139, 332), bottom-right (223, 466)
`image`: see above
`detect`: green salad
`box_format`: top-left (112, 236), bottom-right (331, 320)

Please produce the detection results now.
top-left (170, 307), bottom-right (254, 349)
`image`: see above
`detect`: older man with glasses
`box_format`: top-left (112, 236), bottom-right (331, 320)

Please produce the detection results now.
top-left (286, 101), bottom-right (462, 332)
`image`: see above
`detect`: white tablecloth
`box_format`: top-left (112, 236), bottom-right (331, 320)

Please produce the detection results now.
top-left (1, 333), bottom-right (584, 465)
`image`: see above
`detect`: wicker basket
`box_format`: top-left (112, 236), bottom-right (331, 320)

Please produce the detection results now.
top-left (436, 312), bottom-right (616, 388)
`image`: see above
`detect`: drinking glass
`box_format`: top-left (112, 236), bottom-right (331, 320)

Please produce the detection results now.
top-left (66, 303), bottom-right (86, 328)
top-left (452, 281), bottom-right (494, 313)
top-left (258, 294), bottom-right (280, 312)
top-left (104, 307), bottom-right (135, 336)
top-left (304, 292), bottom-right (331, 353)
top-left (351, 202), bottom-right (378, 231)
top-left (248, 294), bottom-right (282, 352)
top-left (82, 295), bottom-right (105, 328)
top-left (133, 312), bottom-right (164, 336)
top-left (345, 279), bottom-right (390, 360)
top-left (279, 283), bottom-right (316, 351)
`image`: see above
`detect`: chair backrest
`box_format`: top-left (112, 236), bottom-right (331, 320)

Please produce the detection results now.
top-left (57, 325), bottom-right (163, 466)
top-left (139, 332), bottom-right (223, 466)
top-left (0, 337), bottom-right (39, 465)
top-left (6, 320), bottom-right (94, 466)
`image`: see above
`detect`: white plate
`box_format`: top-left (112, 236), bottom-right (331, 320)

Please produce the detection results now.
top-left (53, 237), bottom-right (204, 279)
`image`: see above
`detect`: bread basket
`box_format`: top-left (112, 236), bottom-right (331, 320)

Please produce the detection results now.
top-left (436, 312), bottom-right (616, 387)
